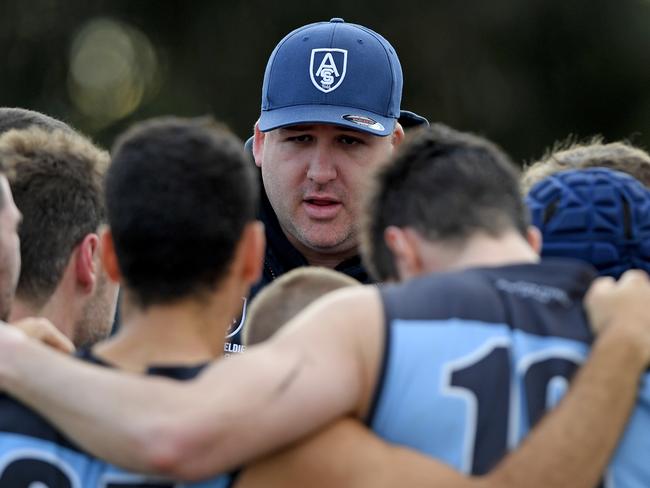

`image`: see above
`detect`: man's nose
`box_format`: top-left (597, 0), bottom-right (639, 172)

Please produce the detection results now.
top-left (306, 143), bottom-right (337, 184)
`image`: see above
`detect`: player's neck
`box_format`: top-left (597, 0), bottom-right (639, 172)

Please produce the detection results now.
top-left (92, 292), bottom-right (234, 373)
top-left (10, 293), bottom-right (76, 343)
top-left (420, 230), bottom-right (539, 276)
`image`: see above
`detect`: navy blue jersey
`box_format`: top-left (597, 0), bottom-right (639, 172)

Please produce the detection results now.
top-left (369, 259), bottom-right (650, 487)
top-left (0, 350), bottom-right (238, 487)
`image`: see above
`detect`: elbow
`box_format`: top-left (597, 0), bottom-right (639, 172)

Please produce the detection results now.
top-left (139, 414), bottom-right (233, 482)
top-left (138, 418), bottom-right (207, 481)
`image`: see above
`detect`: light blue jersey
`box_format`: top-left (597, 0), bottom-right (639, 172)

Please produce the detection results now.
top-left (0, 432), bottom-right (235, 487)
top-left (369, 260), bottom-right (650, 487)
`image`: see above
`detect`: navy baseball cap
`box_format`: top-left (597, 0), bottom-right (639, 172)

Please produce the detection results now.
top-left (526, 167), bottom-right (650, 278)
top-left (259, 18), bottom-right (403, 136)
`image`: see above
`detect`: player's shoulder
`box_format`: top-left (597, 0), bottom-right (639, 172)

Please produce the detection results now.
top-left (379, 259), bottom-right (595, 324)
top-left (379, 266), bottom-right (502, 322)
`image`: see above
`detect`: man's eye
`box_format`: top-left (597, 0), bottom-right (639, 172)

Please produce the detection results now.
top-left (287, 134), bottom-right (312, 143)
top-left (339, 136), bottom-right (362, 145)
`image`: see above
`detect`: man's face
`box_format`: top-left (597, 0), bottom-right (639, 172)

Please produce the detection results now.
top-left (255, 124), bottom-right (402, 262)
top-left (0, 177), bottom-right (21, 321)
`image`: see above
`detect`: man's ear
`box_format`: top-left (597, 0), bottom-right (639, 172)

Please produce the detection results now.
top-left (240, 221), bottom-right (265, 286)
top-left (527, 226), bottom-right (543, 255)
top-left (75, 234), bottom-right (99, 294)
top-left (383, 226), bottom-right (423, 280)
top-left (253, 121), bottom-right (265, 169)
top-left (391, 122), bottom-right (405, 148)
top-left (100, 228), bottom-right (122, 284)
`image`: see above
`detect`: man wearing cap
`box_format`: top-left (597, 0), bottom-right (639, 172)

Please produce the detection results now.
top-left (224, 19), bottom-right (425, 351)
top-left (250, 18), bottom-right (423, 295)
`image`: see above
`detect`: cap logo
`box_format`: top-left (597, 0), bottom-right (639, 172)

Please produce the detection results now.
top-left (310, 48), bottom-right (347, 93)
top-left (342, 114), bottom-right (385, 132)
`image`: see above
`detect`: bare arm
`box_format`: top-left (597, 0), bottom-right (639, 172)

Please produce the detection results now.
top-left (238, 272), bottom-right (650, 488)
top-left (0, 287), bottom-right (383, 480)
top-left (2, 272), bottom-right (648, 485)
top-left (237, 418), bottom-right (482, 488)
top-left (237, 325), bottom-right (645, 488)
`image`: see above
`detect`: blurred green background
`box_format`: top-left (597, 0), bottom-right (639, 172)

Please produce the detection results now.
top-left (0, 0), bottom-right (648, 163)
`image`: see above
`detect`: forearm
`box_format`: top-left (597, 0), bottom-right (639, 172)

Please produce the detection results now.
top-left (0, 334), bottom-right (279, 478)
top-left (0, 290), bottom-right (374, 480)
top-left (236, 419), bottom-right (478, 488)
top-left (0, 330), bottom-right (361, 480)
top-left (0, 332), bottom-right (190, 474)
top-left (483, 327), bottom-right (645, 488)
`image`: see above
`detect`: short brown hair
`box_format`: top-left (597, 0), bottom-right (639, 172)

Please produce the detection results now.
top-left (0, 127), bottom-right (109, 307)
top-left (361, 124), bottom-right (527, 281)
top-left (522, 138), bottom-right (650, 192)
top-left (244, 267), bottom-right (359, 346)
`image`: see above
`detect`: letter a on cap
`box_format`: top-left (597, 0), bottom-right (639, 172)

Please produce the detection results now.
top-left (310, 48), bottom-right (347, 93)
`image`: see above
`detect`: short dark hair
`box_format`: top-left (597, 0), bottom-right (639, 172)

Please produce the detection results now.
top-left (0, 127), bottom-right (109, 307)
top-left (361, 124), bottom-right (527, 281)
top-left (0, 108), bottom-right (72, 135)
top-left (107, 117), bottom-right (258, 308)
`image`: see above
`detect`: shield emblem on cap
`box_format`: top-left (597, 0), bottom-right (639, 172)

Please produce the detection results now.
top-left (310, 48), bottom-right (348, 93)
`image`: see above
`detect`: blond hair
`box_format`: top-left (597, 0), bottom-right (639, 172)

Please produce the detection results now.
top-left (522, 137), bottom-right (650, 192)
top-left (244, 267), bottom-right (359, 346)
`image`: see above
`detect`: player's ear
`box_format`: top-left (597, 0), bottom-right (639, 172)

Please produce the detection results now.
top-left (238, 221), bottom-right (265, 286)
top-left (391, 122), bottom-right (405, 148)
top-left (384, 226), bottom-right (423, 280)
top-left (527, 226), bottom-right (543, 255)
top-left (74, 233), bottom-right (99, 294)
top-left (253, 121), bottom-right (265, 169)
top-left (100, 227), bottom-right (122, 284)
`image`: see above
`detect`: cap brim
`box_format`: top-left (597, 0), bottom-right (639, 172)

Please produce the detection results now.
top-left (398, 109), bottom-right (429, 128)
top-left (258, 105), bottom-right (396, 136)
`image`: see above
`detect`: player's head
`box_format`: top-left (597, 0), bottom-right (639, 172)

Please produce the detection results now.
top-left (362, 124), bottom-right (531, 281)
top-left (0, 107), bottom-right (72, 135)
top-left (252, 19), bottom-right (409, 261)
top-left (522, 138), bottom-right (650, 192)
top-left (0, 127), bottom-right (117, 346)
top-left (0, 159), bottom-right (21, 322)
top-left (244, 267), bottom-right (359, 346)
top-left (105, 117), bottom-right (262, 309)
top-left (526, 167), bottom-right (650, 278)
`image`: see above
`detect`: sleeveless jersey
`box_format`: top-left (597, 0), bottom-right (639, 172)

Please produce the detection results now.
top-left (369, 259), bottom-right (650, 487)
top-left (0, 350), bottom-right (239, 487)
